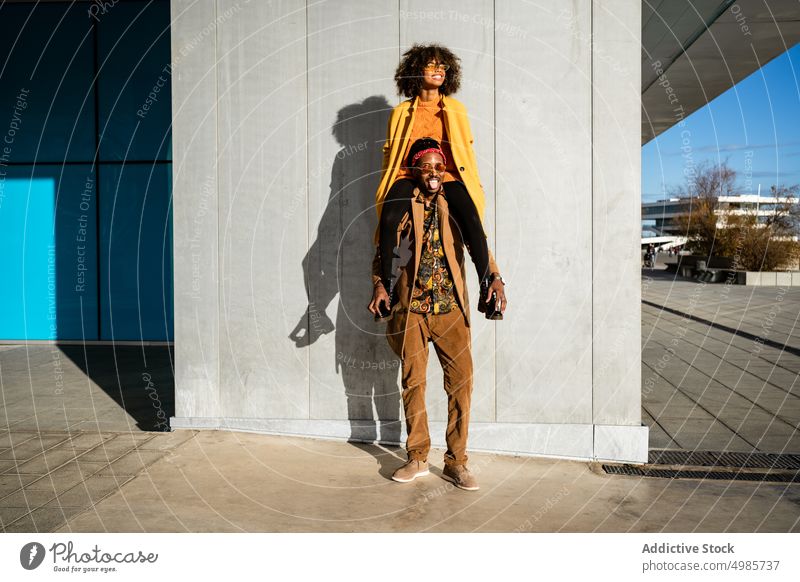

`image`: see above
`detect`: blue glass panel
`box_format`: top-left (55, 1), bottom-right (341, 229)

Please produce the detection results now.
top-left (97, 0), bottom-right (172, 162)
top-left (0, 4), bottom-right (95, 162)
top-left (0, 165), bottom-right (99, 340)
top-left (99, 163), bottom-right (173, 341)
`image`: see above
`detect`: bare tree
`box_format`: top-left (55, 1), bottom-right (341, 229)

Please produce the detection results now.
top-left (672, 161), bottom-right (800, 270)
top-left (724, 184), bottom-right (800, 271)
top-left (671, 160), bottom-right (738, 258)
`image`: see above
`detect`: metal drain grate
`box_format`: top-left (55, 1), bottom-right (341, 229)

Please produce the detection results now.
top-left (648, 450), bottom-right (800, 470)
top-left (603, 464), bottom-right (800, 483)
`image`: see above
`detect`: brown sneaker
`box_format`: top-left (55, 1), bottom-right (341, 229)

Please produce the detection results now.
top-left (391, 459), bottom-right (430, 483)
top-left (442, 464), bottom-right (480, 491)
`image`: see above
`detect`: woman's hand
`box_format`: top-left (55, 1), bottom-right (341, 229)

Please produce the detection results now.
top-left (368, 283), bottom-right (391, 315)
top-left (487, 278), bottom-right (507, 313)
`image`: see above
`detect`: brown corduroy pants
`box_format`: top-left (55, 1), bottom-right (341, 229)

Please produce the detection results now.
top-left (401, 308), bottom-right (473, 467)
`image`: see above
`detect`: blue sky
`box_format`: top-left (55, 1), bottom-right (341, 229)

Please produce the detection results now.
top-left (642, 41), bottom-right (800, 203)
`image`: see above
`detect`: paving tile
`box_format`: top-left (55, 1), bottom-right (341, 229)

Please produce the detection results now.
top-left (24, 463), bottom-right (86, 491)
top-left (0, 416), bottom-right (36, 430)
top-left (0, 488), bottom-right (58, 509)
top-left (648, 406), bottom-right (718, 421)
top-left (0, 473), bottom-right (40, 491)
top-left (0, 436), bottom-right (65, 460)
top-left (4, 420), bottom-right (51, 431)
top-left (45, 475), bottom-right (133, 509)
top-left (0, 446), bottom-right (26, 461)
top-left (704, 406), bottom-right (770, 423)
top-left (106, 433), bottom-right (158, 447)
top-left (75, 461), bottom-right (108, 479)
top-left (0, 460), bottom-right (21, 473)
top-left (97, 451), bottom-right (166, 477)
top-left (643, 411), bottom-right (681, 449)
top-left (53, 510), bottom-right (107, 533)
top-left (56, 506), bottom-right (143, 533)
top-left (62, 433), bottom-right (116, 450)
top-left (648, 431), bottom-right (679, 449)
top-left (644, 392), bottom-right (704, 407)
top-left (15, 432), bottom-right (65, 445)
top-left (741, 427), bottom-right (800, 446)
top-left (686, 433), bottom-right (754, 451)
top-left (136, 430), bottom-right (196, 451)
top-left (24, 420), bottom-right (72, 432)
top-left (769, 402), bottom-right (800, 417)
top-left (661, 417), bottom-right (737, 431)
top-left (20, 477), bottom-right (59, 494)
top-left (659, 421), bottom-right (749, 449)
top-left (755, 436), bottom-right (800, 453)
top-left (77, 445), bottom-right (136, 464)
top-left (756, 396), bottom-right (800, 408)
top-left (3, 506), bottom-right (85, 533)
top-left (0, 506), bottom-right (30, 529)
top-left (69, 420), bottom-right (143, 433)
top-left (14, 449), bottom-right (86, 474)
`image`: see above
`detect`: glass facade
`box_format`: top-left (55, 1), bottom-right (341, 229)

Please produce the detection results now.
top-left (0, 0), bottom-right (173, 341)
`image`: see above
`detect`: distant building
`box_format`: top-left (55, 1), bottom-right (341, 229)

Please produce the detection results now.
top-left (642, 194), bottom-right (799, 248)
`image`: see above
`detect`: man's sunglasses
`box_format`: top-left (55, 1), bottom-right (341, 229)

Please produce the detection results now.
top-left (416, 162), bottom-right (446, 173)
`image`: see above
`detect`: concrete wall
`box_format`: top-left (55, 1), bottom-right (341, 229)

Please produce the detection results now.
top-left (170, 0), bottom-right (647, 463)
top-left (739, 272), bottom-right (800, 286)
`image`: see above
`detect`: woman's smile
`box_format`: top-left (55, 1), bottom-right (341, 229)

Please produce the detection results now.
top-left (422, 62), bottom-right (446, 89)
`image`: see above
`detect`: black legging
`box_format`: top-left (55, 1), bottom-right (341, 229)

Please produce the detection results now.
top-left (379, 178), bottom-right (490, 295)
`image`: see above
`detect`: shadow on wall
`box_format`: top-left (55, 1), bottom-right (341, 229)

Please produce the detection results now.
top-left (289, 95), bottom-right (403, 449)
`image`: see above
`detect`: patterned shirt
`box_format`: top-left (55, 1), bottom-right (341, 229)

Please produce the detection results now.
top-left (408, 194), bottom-right (458, 315)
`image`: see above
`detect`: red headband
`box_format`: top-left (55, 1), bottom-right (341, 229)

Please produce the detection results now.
top-left (411, 147), bottom-right (446, 166)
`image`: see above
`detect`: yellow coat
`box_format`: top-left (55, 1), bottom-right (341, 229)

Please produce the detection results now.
top-left (374, 94), bottom-right (486, 244)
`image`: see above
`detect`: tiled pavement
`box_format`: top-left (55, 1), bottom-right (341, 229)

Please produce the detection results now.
top-left (0, 344), bottom-right (174, 433)
top-left (0, 430), bottom-right (194, 532)
top-left (641, 268), bottom-right (800, 453)
top-left (0, 344), bottom-right (182, 532)
top-left (50, 431), bottom-right (800, 533)
top-left (0, 271), bottom-right (798, 532)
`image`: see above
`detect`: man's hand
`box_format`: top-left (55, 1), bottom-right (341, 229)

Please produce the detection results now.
top-left (368, 284), bottom-right (391, 316)
top-left (486, 277), bottom-right (507, 313)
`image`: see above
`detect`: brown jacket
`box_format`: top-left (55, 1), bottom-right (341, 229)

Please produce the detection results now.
top-left (372, 187), bottom-right (500, 359)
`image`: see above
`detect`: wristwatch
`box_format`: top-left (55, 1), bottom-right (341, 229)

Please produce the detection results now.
top-left (491, 273), bottom-right (506, 285)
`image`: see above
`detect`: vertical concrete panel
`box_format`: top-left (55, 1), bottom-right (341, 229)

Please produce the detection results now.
top-left (495, 2), bottom-right (593, 423)
top-left (304, 2), bottom-right (402, 441)
top-left (171, 0), bottom-right (220, 418)
top-left (400, 0), bottom-right (496, 423)
top-left (170, 0), bottom-right (646, 461)
top-left (217, 0), bottom-right (309, 419)
top-left (592, 0), bottom-right (642, 425)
